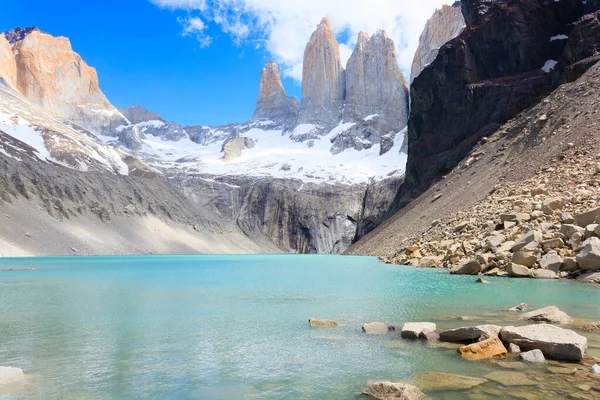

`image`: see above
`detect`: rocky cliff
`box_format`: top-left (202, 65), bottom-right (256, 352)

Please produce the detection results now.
top-left (295, 18), bottom-right (346, 132)
top-left (410, 2), bottom-right (465, 82)
top-left (5, 27), bottom-right (128, 136)
top-left (0, 35), bottom-right (17, 89)
top-left (251, 61), bottom-right (299, 125)
top-left (392, 0), bottom-right (589, 214)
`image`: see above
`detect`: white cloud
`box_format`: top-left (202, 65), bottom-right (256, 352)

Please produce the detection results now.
top-left (178, 16), bottom-right (212, 47)
top-left (151, 0), bottom-right (453, 81)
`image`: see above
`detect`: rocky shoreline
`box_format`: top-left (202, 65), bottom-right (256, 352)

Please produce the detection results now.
top-left (311, 303), bottom-right (600, 399)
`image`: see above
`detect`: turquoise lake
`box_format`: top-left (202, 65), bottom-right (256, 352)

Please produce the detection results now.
top-left (0, 255), bottom-right (599, 399)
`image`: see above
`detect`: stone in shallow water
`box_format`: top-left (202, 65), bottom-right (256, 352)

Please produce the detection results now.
top-left (458, 337), bottom-right (507, 360)
top-left (401, 322), bottom-right (436, 339)
top-left (509, 343), bottom-right (521, 354)
top-left (547, 366), bottom-right (577, 375)
top-left (308, 318), bottom-right (340, 328)
top-left (519, 306), bottom-right (572, 324)
top-left (0, 366), bottom-right (24, 386)
top-left (500, 324), bottom-right (587, 361)
top-left (509, 303), bottom-right (528, 312)
top-left (439, 325), bottom-right (502, 342)
top-left (520, 349), bottom-right (545, 363)
top-left (483, 371), bottom-right (538, 386)
top-left (410, 372), bottom-right (487, 391)
top-left (362, 322), bottom-right (390, 334)
top-left (593, 364), bottom-right (600, 374)
top-left (361, 381), bottom-right (427, 400)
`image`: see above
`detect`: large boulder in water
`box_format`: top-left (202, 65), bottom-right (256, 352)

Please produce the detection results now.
top-left (361, 381), bottom-right (427, 400)
top-left (362, 322), bottom-right (390, 334)
top-left (0, 366), bottom-right (24, 386)
top-left (519, 306), bottom-right (572, 324)
top-left (500, 324), bottom-right (587, 361)
top-left (458, 337), bottom-right (508, 360)
top-left (440, 324), bottom-right (502, 342)
top-left (401, 322), bottom-right (437, 339)
top-left (309, 318), bottom-right (340, 328)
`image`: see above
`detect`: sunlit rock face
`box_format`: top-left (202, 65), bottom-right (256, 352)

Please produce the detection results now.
top-left (0, 35), bottom-right (17, 89)
top-left (252, 60), bottom-right (299, 125)
top-left (295, 17), bottom-right (346, 131)
top-left (8, 27), bottom-right (127, 135)
top-left (411, 2), bottom-right (465, 83)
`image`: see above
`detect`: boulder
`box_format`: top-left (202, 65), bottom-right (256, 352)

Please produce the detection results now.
top-left (509, 343), bottom-right (521, 353)
top-left (576, 271), bottom-right (600, 283)
top-left (483, 371), bottom-right (538, 386)
top-left (519, 306), bottom-right (572, 324)
top-left (575, 207), bottom-right (600, 227)
top-left (540, 252), bottom-right (563, 273)
top-left (509, 303), bottom-right (528, 312)
top-left (541, 238), bottom-right (565, 252)
top-left (450, 259), bottom-right (482, 275)
top-left (507, 263), bottom-right (532, 278)
top-left (512, 252), bottom-right (538, 267)
top-left (532, 269), bottom-right (558, 279)
top-left (361, 381), bottom-right (427, 400)
top-left (0, 366), bottom-right (24, 386)
top-left (542, 198), bottom-right (563, 215)
top-left (512, 231), bottom-right (543, 252)
top-left (560, 224), bottom-right (586, 239)
top-left (576, 237), bottom-right (600, 271)
top-left (458, 337), bottom-right (508, 361)
top-left (585, 224), bottom-right (599, 239)
top-left (417, 256), bottom-right (443, 268)
top-left (562, 257), bottom-right (579, 272)
top-left (500, 324), bottom-right (587, 361)
top-left (363, 322), bottom-right (390, 334)
top-left (475, 278), bottom-right (490, 284)
top-left (309, 318), bottom-right (340, 328)
top-left (439, 325), bottom-right (502, 342)
top-left (520, 349), bottom-right (545, 363)
top-left (401, 322), bottom-right (437, 339)
top-left (410, 372), bottom-right (487, 391)
top-left (418, 330), bottom-right (440, 341)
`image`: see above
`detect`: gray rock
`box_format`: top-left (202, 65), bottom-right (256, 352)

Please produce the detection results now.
top-left (561, 257), bottom-right (579, 272)
top-left (439, 325), bottom-right (502, 342)
top-left (575, 207), bottom-right (600, 227)
top-left (0, 366), bottom-right (24, 385)
top-left (585, 224), bottom-right (599, 239)
top-left (512, 251), bottom-right (537, 267)
top-left (576, 271), bottom-right (600, 283)
top-left (519, 306), bottom-right (572, 324)
top-left (509, 343), bottom-right (521, 353)
top-left (542, 198), bottom-right (563, 215)
top-left (560, 224), bottom-right (585, 239)
top-left (361, 381), bottom-right (427, 400)
top-left (532, 269), bottom-right (558, 279)
top-left (401, 322), bottom-right (437, 339)
top-left (500, 324), bottom-right (587, 361)
top-left (512, 231), bottom-right (543, 252)
top-left (450, 259), bottom-right (482, 275)
top-left (576, 237), bottom-right (600, 271)
top-left (418, 330), bottom-right (440, 341)
top-left (520, 349), bottom-right (545, 363)
top-left (507, 263), bottom-right (532, 278)
top-left (509, 303), bottom-right (528, 312)
top-left (363, 322), bottom-right (390, 334)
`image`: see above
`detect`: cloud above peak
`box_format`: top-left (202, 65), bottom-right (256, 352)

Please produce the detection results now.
top-left (150, 0), bottom-right (453, 82)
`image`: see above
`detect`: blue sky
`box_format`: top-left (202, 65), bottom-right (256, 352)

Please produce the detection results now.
top-left (1, 0), bottom-right (448, 126)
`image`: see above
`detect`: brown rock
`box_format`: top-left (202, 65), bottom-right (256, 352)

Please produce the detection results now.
top-left (0, 35), bottom-right (17, 89)
top-left (458, 337), bottom-right (508, 360)
top-left (450, 259), bottom-right (482, 275)
top-left (252, 61), bottom-right (299, 122)
top-left (507, 263), bottom-right (532, 278)
top-left (483, 371), bottom-right (538, 386)
top-left (512, 252), bottom-right (538, 267)
top-left (309, 318), bottom-right (340, 328)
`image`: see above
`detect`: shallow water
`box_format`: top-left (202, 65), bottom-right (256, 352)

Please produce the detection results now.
top-left (0, 255), bottom-right (599, 399)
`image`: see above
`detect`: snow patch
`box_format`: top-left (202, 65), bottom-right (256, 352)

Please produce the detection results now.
top-left (541, 60), bottom-right (558, 73)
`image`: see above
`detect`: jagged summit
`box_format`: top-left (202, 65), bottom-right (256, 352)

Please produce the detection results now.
top-left (3, 26), bottom-right (42, 45)
top-left (251, 60), bottom-right (299, 124)
top-left (120, 104), bottom-right (165, 124)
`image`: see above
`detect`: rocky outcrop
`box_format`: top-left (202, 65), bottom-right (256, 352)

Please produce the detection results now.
top-left (0, 35), bottom-right (17, 89)
top-left (344, 30), bottom-right (409, 129)
top-left (8, 28), bottom-right (127, 136)
top-left (392, 0), bottom-right (586, 212)
top-left (251, 61), bottom-right (299, 124)
top-left (411, 2), bottom-right (465, 82)
top-left (519, 306), bottom-right (572, 324)
top-left (119, 104), bottom-right (164, 124)
top-left (361, 381), bottom-right (427, 400)
top-left (457, 337), bottom-right (507, 360)
top-left (295, 18), bottom-right (345, 131)
top-left (222, 136), bottom-right (255, 162)
top-left (401, 322), bottom-right (436, 339)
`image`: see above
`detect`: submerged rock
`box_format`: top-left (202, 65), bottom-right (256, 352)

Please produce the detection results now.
top-left (361, 381), bottom-right (427, 400)
top-left (500, 324), bottom-right (587, 361)
top-left (509, 303), bottom-right (528, 312)
top-left (519, 306), bottom-right (572, 324)
top-left (418, 330), bottom-right (440, 341)
top-left (410, 372), bottom-right (487, 391)
top-left (363, 322), bottom-right (390, 334)
top-left (483, 371), bottom-right (538, 386)
top-left (458, 337), bottom-right (507, 361)
top-left (401, 322), bottom-right (437, 339)
top-left (309, 318), bottom-right (340, 328)
top-left (0, 366), bottom-right (24, 386)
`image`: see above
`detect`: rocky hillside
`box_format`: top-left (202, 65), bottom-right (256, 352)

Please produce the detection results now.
top-left (410, 1), bottom-right (464, 83)
top-left (392, 0), bottom-right (592, 214)
top-left (348, 2), bottom-right (600, 284)
top-left (0, 19), bottom-right (409, 255)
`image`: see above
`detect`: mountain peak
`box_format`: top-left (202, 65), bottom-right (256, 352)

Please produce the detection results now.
top-left (3, 26), bottom-right (42, 45)
top-left (251, 60), bottom-right (299, 123)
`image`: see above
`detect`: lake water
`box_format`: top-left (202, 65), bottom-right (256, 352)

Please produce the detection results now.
top-left (0, 255), bottom-right (599, 399)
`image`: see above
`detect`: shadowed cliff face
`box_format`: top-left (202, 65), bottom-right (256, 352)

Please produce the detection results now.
top-left (392, 0), bottom-right (591, 213)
